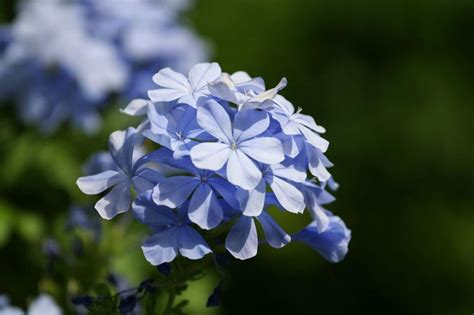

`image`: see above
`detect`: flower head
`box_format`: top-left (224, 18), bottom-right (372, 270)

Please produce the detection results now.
top-left (77, 62), bottom-right (350, 266)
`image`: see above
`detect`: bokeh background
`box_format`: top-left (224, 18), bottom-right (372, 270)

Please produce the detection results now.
top-left (1, 0), bottom-right (473, 314)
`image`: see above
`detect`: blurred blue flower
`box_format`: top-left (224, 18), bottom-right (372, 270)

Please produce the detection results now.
top-left (0, 0), bottom-right (208, 133)
top-left (133, 191), bottom-right (212, 266)
top-left (0, 294), bottom-right (62, 315)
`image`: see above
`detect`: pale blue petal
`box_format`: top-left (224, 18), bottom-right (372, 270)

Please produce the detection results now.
top-left (238, 137), bottom-right (284, 165)
top-left (225, 216), bottom-right (258, 260)
top-left (299, 125), bottom-right (329, 152)
top-left (268, 176), bottom-right (305, 213)
top-left (237, 179), bottom-right (266, 216)
top-left (293, 113), bottom-right (326, 133)
top-left (188, 184), bottom-right (223, 230)
top-left (256, 211), bottom-right (291, 248)
top-left (109, 127), bottom-right (140, 173)
top-left (178, 226), bottom-right (212, 259)
top-left (120, 98), bottom-right (151, 116)
top-left (188, 62), bottom-right (221, 91)
top-left (233, 109), bottom-right (269, 142)
top-left (95, 182), bottom-right (131, 219)
top-left (76, 170), bottom-right (124, 194)
top-left (142, 228), bottom-right (179, 265)
top-left (132, 190), bottom-right (176, 227)
top-left (190, 142), bottom-right (231, 171)
top-left (132, 168), bottom-right (164, 193)
top-left (208, 80), bottom-right (239, 104)
top-left (269, 163), bottom-right (307, 182)
top-left (306, 144), bottom-right (331, 182)
top-left (227, 150), bottom-right (262, 190)
top-left (152, 176), bottom-right (199, 208)
top-left (149, 68), bottom-right (190, 102)
top-left (196, 100), bottom-right (233, 143)
top-left (293, 213), bottom-right (351, 263)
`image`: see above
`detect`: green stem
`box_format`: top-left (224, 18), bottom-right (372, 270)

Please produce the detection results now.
top-left (163, 288), bottom-right (176, 315)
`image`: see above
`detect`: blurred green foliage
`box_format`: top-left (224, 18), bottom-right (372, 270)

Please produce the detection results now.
top-left (0, 0), bottom-right (473, 314)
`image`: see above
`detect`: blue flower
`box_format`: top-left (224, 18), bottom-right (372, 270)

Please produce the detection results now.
top-left (152, 154), bottom-right (238, 229)
top-left (76, 127), bottom-right (162, 219)
top-left (293, 211), bottom-right (351, 263)
top-left (144, 104), bottom-right (212, 159)
top-left (225, 211), bottom-right (291, 260)
top-left (208, 72), bottom-right (287, 110)
top-left (237, 163), bottom-right (306, 216)
top-left (148, 63), bottom-right (221, 107)
top-left (133, 191), bottom-right (212, 266)
top-left (190, 100), bottom-right (285, 189)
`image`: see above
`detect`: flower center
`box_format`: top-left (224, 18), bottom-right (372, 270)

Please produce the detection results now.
top-left (175, 131), bottom-right (183, 140)
top-left (231, 142), bottom-right (238, 150)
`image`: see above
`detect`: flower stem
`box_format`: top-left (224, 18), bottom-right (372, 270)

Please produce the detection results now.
top-left (163, 288), bottom-right (176, 315)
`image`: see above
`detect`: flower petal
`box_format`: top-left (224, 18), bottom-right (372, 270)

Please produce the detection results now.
top-left (120, 98), bottom-right (151, 116)
top-left (188, 62), bottom-right (221, 91)
top-left (142, 228), bottom-right (179, 265)
top-left (149, 67), bottom-right (190, 102)
top-left (95, 183), bottom-right (131, 219)
top-left (225, 216), bottom-right (258, 260)
top-left (109, 127), bottom-right (140, 173)
top-left (237, 179), bottom-right (266, 216)
top-left (227, 150), bottom-right (262, 190)
top-left (293, 213), bottom-right (351, 263)
top-left (238, 137), bottom-right (284, 165)
top-left (270, 163), bottom-right (306, 182)
top-left (132, 190), bottom-right (176, 226)
top-left (178, 226), bottom-right (212, 259)
top-left (268, 176), bottom-right (305, 213)
top-left (233, 109), bottom-right (269, 142)
top-left (207, 177), bottom-right (240, 209)
top-left (256, 211), bottom-right (291, 248)
top-left (190, 142), bottom-right (231, 171)
top-left (188, 184), bottom-right (223, 230)
top-left (152, 176), bottom-right (199, 208)
top-left (196, 100), bottom-right (233, 143)
top-left (76, 170), bottom-right (123, 195)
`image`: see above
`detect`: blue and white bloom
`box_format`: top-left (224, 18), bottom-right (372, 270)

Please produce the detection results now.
top-left (76, 127), bottom-right (162, 219)
top-left (133, 191), bottom-right (212, 266)
top-left (191, 100), bottom-right (285, 190)
top-left (77, 62), bottom-right (350, 265)
top-left (0, 0), bottom-right (208, 133)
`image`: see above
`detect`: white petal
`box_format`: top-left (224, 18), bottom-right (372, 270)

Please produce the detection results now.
top-left (269, 177), bottom-right (305, 213)
top-left (238, 137), bottom-right (284, 165)
top-left (76, 171), bottom-right (124, 195)
top-left (188, 62), bottom-right (221, 91)
top-left (190, 142), bottom-right (231, 171)
top-left (227, 150), bottom-right (262, 190)
top-left (196, 100), bottom-right (233, 142)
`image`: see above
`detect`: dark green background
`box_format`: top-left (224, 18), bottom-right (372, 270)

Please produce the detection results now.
top-left (1, 0), bottom-right (473, 314)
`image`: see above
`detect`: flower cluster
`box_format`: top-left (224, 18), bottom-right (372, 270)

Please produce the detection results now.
top-left (77, 62), bottom-right (351, 265)
top-left (0, 0), bottom-right (207, 133)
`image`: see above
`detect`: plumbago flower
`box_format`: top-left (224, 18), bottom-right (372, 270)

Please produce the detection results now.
top-left (77, 63), bottom-right (351, 283)
top-left (0, 0), bottom-right (207, 133)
